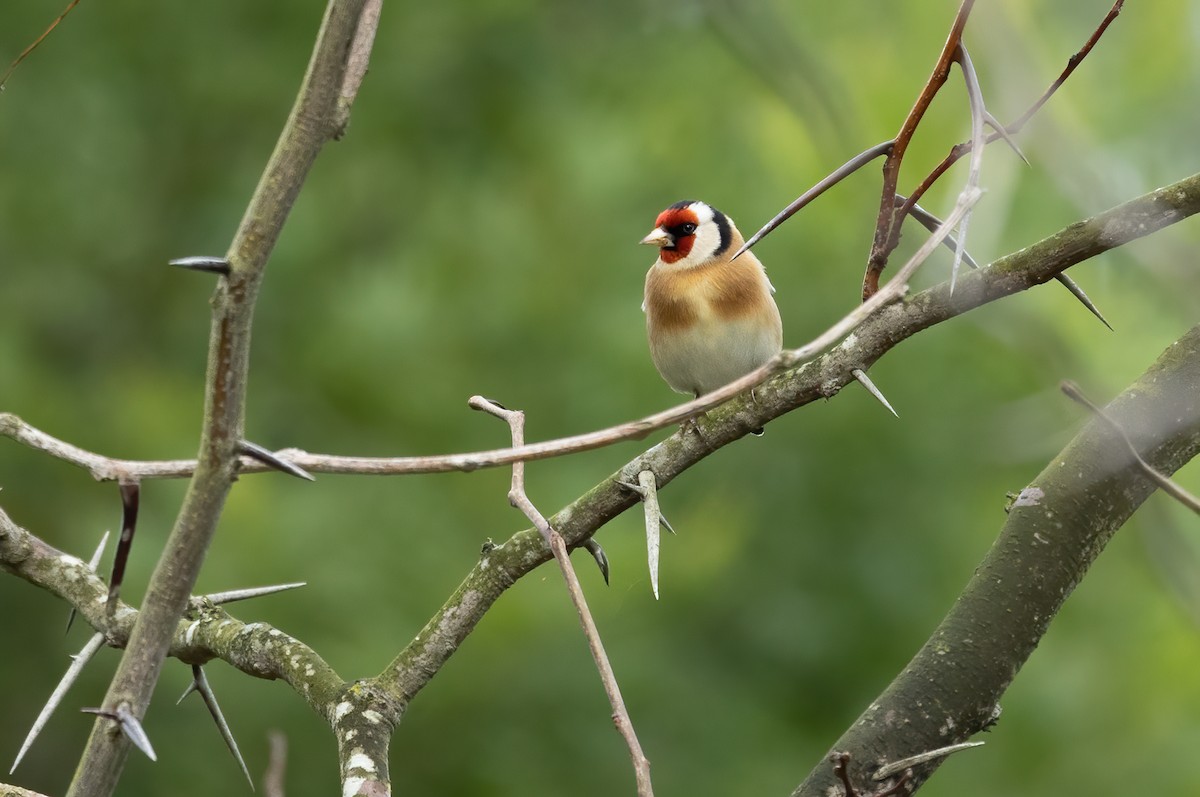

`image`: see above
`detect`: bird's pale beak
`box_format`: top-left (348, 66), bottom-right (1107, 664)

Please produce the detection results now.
top-left (640, 227), bottom-right (673, 248)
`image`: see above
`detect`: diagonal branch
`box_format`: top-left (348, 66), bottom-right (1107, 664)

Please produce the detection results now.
top-left (5, 173), bottom-right (1198, 487)
top-left (67, 2), bottom-right (372, 794)
top-left (1, 183), bottom-right (982, 484)
top-left (792, 323), bottom-right (1200, 795)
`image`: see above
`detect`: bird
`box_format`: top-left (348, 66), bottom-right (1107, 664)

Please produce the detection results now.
top-left (640, 200), bottom-right (783, 434)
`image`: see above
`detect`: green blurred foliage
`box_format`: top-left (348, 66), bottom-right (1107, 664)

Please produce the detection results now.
top-left (2, 1), bottom-right (1198, 795)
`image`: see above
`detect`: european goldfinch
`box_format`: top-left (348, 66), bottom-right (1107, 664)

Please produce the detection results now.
top-left (641, 200), bottom-right (783, 429)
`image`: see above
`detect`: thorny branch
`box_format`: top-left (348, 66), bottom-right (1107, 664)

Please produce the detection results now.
top-left (67, 2), bottom-right (373, 795)
top-left (0, 3), bottom-right (1187, 796)
top-left (370, 177), bottom-right (1200, 796)
top-left (0, 185), bottom-right (982, 485)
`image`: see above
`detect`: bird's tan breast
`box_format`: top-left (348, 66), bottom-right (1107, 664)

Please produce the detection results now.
top-left (644, 256), bottom-right (770, 331)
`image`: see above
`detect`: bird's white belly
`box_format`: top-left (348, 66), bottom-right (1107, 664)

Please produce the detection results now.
top-left (650, 315), bottom-right (780, 397)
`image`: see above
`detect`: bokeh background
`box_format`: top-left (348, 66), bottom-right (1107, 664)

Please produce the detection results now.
top-left (2, 1), bottom-right (1199, 795)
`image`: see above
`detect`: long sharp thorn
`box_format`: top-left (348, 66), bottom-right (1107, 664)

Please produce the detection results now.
top-left (80, 705), bottom-right (157, 761)
top-left (851, 369), bottom-right (899, 418)
top-left (169, 256), bottom-right (231, 276)
top-left (11, 633), bottom-right (105, 773)
top-left (107, 483), bottom-right (139, 614)
top-left (658, 513), bottom-right (675, 535)
top-left (983, 112), bottom-right (1029, 165)
top-left (203, 582), bottom-right (307, 605)
top-left (67, 530), bottom-right (110, 634)
top-left (582, 539), bottom-right (610, 585)
top-left (1053, 273), bottom-right (1113, 330)
top-left (902, 195), bottom-right (1111, 327)
top-left (638, 470), bottom-right (662, 600)
top-left (873, 741), bottom-right (985, 781)
top-left (189, 665), bottom-right (253, 788)
top-left (734, 139), bottom-right (895, 259)
top-left (115, 704), bottom-right (157, 762)
top-left (238, 441), bottom-right (315, 481)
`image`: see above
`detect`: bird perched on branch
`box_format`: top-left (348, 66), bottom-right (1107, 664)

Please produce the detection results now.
top-left (640, 200), bottom-right (783, 433)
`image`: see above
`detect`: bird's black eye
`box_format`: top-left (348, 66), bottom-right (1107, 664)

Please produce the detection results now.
top-left (670, 222), bottom-right (697, 237)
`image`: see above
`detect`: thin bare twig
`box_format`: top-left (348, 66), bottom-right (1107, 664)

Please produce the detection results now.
top-left (262, 732), bottom-right (287, 797)
top-left (735, 140), bottom-right (895, 260)
top-left (0, 0), bottom-right (83, 91)
top-left (469, 396), bottom-right (654, 797)
top-left (1007, 0), bottom-right (1126, 133)
top-left (1061, 381), bottom-right (1200, 514)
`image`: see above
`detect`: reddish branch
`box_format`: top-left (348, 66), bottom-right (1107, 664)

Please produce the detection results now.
top-left (891, 0), bottom-right (1127, 253)
top-left (863, 0), bottom-right (976, 300)
top-left (0, 0), bottom-right (84, 90)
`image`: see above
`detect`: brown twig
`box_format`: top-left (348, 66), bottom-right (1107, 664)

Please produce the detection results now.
top-left (1061, 381), bottom-right (1200, 514)
top-left (894, 1), bottom-right (1126, 237)
top-left (863, 0), bottom-right (976, 300)
top-left (0, 0), bottom-right (83, 91)
top-left (1007, 0), bottom-right (1126, 133)
top-left (469, 396), bottom-right (654, 797)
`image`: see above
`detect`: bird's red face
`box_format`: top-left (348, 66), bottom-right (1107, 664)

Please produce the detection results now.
top-left (650, 207), bottom-right (700, 264)
top-left (641, 200), bottom-right (731, 268)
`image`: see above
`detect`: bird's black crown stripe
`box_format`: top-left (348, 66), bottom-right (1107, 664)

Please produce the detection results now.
top-left (710, 207), bottom-right (731, 257)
